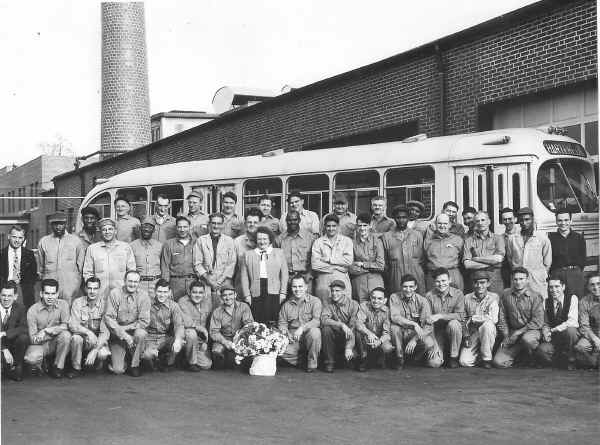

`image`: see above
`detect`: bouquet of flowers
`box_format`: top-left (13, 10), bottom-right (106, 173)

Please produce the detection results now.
top-left (233, 322), bottom-right (289, 365)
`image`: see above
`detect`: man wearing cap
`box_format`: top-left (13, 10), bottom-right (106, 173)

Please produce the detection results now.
top-left (257, 195), bottom-right (281, 238)
top-left (406, 200), bottom-right (429, 233)
top-left (320, 280), bottom-right (361, 372)
top-left (312, 214), bottom-right (353, 304)
top-left (83, 218), bottom-right (136, 298)
top-left (349, 213), bottom-right (385, 303)
top-left (234, 208), bottom-right (261, 295)
top-left (424, 214), bottom-right (464, 291)
top-left (0, 225), bottom-right (37, 308)
top-left (130, 216), bottom-right (163, 298)
top-left (458, 271), bottom-right (499, 369)
top-left (277, 210), bottom-right (314, 291)
top-left (209, 284), bottom-right (254, 369)
top-left (463, 211), bottom-right (505, 295)
top-left (78, 206), bottom-right (101, 248)
top-left (182, 190), bottom-right (209, 239)
top-left (369, 195), bottom-right (395, 236)
top-left (321, 192), bottom-right (356, 238)
top-left (506, 207), bottom-right (552, 298)
top-left (114, 197), bottom-right (141, 243)
top-left (178, 281), bottom-right (213, 371)
top-left (279, 191), bottom-right (320, 237)
top-left (150, 195), bottom-right (177, 243)
top-left (37, 212), bottom-right (86, 304)
top-left (381, 205), bottom-right (426, 295)
top-left (221, 191), bottom-right (244, 239)
top-left (161, 216), bottom-right (197, 301)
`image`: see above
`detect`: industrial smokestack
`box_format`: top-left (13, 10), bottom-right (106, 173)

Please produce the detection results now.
top-left (101, 2), bottom-right (150, 159)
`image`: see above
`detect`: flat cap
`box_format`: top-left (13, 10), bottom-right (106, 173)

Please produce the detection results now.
top-left (517, 207), bottom-right (534, 216)
top-left (329, 280), bottom-right (346, 289)
top-left (140, 216), bottom-right (156, 227)
top-left (98, 218), bottom-right (116, 228)
top-left (48, 212), bottom-right (68, 223)
top-left (186, 190), bottom-right (203, 200)
top-left (406, 200), bottom-right (425, 213)
top-left (220, 283), bottom-right (236, 292)
top-left (471, 271), bottom-right (490, 282)
top-left (332, 192), bottom-right (348, 204)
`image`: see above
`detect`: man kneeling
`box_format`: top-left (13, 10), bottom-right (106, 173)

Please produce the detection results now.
top-left (178, 281), bottom-right (213, 371)
top-left (278, 274), bottom-right (322, 372)
top-left (142, 279), bottom-right (185, 372)
top-left (355, 287), bottom-right (394, 371)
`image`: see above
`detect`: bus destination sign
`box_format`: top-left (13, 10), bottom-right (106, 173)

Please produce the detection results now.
top-left (544, 141), bottom-right (587, 158)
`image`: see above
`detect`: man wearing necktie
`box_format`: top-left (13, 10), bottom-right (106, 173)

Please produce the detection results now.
top-left (0, 281), bottom-right (29, 381)
top-left (0, 225), bottom-right (37, 308)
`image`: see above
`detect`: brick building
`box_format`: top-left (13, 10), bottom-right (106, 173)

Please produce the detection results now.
top-left (53, 0), bottom-right (598, 215)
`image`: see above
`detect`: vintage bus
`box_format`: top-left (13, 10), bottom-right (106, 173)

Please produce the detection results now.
top-left (78, 128), bottom-right (599, 268)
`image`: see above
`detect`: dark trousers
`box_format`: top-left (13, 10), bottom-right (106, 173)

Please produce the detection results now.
top-left (535, 327), bottom-right (579, 365)
top-left (1, 334), bottom-right (29, 369)
top-left (321, 325), bottom-right (355, 367)
top-left (251, 278), bottom-right (280, 325)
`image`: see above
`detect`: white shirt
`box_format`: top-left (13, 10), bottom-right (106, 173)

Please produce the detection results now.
top-left (0, 305), bottom-right (11, 325)
top-left (551, 294), bottom-right (579, 332)
top-left (255, 246), bottom-right (273, 279)
top-left (7, 247), bottom-right (21, 282)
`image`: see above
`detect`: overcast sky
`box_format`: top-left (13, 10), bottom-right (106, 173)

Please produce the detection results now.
top-left (0, 0), bottom-right (538, 166)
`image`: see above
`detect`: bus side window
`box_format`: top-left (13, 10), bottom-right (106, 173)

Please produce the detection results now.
top-left (151, 185), bottom-right (184, 216)
top-left (512, 173), bottom-right (521, 211)
top-left (334, 170), bottom-right (379, 215)
top-left (89, 192), bottom-right (111, 219)
top-left (385, 166), bottom-right (435, 219)
top-left (498, 174), bottom-right (504, 210)
top-left (287, 174), bottom-right (330, 217)
top-left (243, 178), bottom-right (283, 218)
top-left (462, 176), bottom-right (470, 208)
top-left (116, 187), bottom-right (148, 219)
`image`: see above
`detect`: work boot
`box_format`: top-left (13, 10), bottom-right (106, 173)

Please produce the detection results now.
top-left (481, 360), bottom-right (492, 369)
top-left (448, 357), bottom-right (460, 369)
top-left (48, 366), bottom-right (64, 379)
top-left (9, 365), bottom-right (23, 382)
top-left (188, 364), bottom-right (202, 372)
top-left (128, 367), bottom-right (141, 377)
top-left (65, 368), bottom-right (82, 379)
top-left (391, 356), bottom-right (404, 370)
top-left (324, 364), bottom-right (334, 373)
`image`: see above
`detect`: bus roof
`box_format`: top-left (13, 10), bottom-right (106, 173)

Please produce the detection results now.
top-left (85, 128), bottom-right (581, 197)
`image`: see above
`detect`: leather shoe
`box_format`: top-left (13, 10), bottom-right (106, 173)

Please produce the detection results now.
top-left (188, 364), bottom-right (202, 372)
top-left (66, 369), bottom-right (82, 379)
top-left (324, 364), bottom-right (334, 373)
top-left (481, 360), bottom-right (492, 369)
top-left (567, 362), bottom-right (576, 371)
top-left (391, 357), bottom-right (404, 370)
top-left (49, 366), bottom-right (64, 379)
top-left (305, 367), bottom-right (316, 373)
top-left (9, 366), bottom-right (23, 382)
top-left (128, 367), bottom-right (141, 377)
top-left (357, 362), bottom-right (367, 372)
top-left (448, 357), bottom-right (460, 369)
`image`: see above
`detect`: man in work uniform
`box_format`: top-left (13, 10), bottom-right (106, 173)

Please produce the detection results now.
top-left (425, 201), bottom-right (465, 240)
top-left (369, 195), bottom-right (395, 236)
top-left (278, 210), bottom-right (314, 291)
top-left (279, 191), bottom-right (320, 237)
top-left (130, 216), bottom-right (163, 299)
top-left (178, 281), bottom-right (213, 371)
top-left (161, 216), bottom-right (197, 301)
top-left (78, 206), bottom-right (101, 248)
top-left (114, 197), bottom-right (140, 243)
top-left (221, 191), bottom-right (244, 239)
top-left (151, 195), bottom-right (177, 243)
top-left (257, 194), bottom-right (281, 238)
top-left (37, 212), bottom-right (86, 304)
top-left (575, 274), bottom-right (600, 368)
top-left (182, 190), bottom-right (209, 239)
top-left (424, 214), bottom-right (464, 291)
top-left (406, 200), bottom-right (429, 233)
top-left (355, 287), bottom-right (394, 371)
top-left (321, 192), bottom-right (357, 238)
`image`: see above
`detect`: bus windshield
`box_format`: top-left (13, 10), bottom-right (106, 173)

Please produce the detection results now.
top-left (537, 159), bottom-right (598, 213)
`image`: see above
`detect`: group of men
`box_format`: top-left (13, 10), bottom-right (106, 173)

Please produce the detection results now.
top-left (0, 188), bottom-right (598, 381)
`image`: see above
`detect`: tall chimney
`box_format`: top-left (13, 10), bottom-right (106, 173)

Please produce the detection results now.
top-left (101, 2), bottom-right (150, 159)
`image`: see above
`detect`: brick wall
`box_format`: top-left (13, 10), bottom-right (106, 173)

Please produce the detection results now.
top-left (55, 0), bottom-right (597, 206)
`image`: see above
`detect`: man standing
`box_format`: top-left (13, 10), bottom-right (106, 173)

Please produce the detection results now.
top-left (535, 276), bottom-right (579, 370)
top-left (369, 195), bottom-right (395, 235)
top-left (321, 281), bottom-right (361, 372)
top-left (114, 197), bottom-right (140, 243)
top-left (37, 212), bottom-right (86, 304)
top-left (130, 216), bottom-right (163, 298)
top-left (425, 201), bottom-right (465, 239)
top-left (461, 207), bottom-right (477, 237)
top-left (406, 200), bottom-right (429, 233)
top-left (279, 191), bottom-right (320, 236)
top-left (458, 271), bottom-right (499, 369)
top-left (321, 192), bottom-right (356, 238)
top-left (278, 274), bottom-right (322, 372)
top-left (505, 207), bottom-right (552, 298)
top-left (209, 284), bottom-right (254, 369)
top-left (178, 281), bottom-right (213, 371)
top-left (548, 210), bottom-right (586, 298)
top-left (234, 208), bottom-right (261, 294)
top-left (424, 214), bottom-right (464, 291)
top-left (463, 211), bottom-right (505, 295)
top-left (257, 195), bottom-right (280, 238)
top-left (83, 218), bottom-right (136, 298)
top-left (141, 280), bottom-right (184, 372)
top-left (67, 277), bottom-right (111, 378)
top-left (183, 190), bottom-right (209, 239)
top-left (151, 195), bottom-right (177, 243)
top-left (0, 281), bottom-right (29, 381)
top-left (349, 213), bottom-right (385, 302)
top-left (104, 270), bottom-right (150, 377)
top-left (575, 274), bottom-right (600, 368)
top-left (500, 207), bottom-right (520, 288)
top-left (355, 287), bottom-right (394, 371)
top-left (278, 211), bottom-right (314, 289)
top-left (0, 225), bottom-right (37, 308)
top-left (221, 191), bottom-right (244, 239)
top-left (425, 268), bottom-right (465, 368)
top-left (24, 279), bottom-right (71, 378)
top-left (381, 205), bottom-right (425, 295)
top-left (493, 267), bottom-right (544, 368)
top-left (311, 214), bottom-right (353, 304)
top-left (78, 206), bottom-right (101, 248)
top-left (161, 216), bottom-right (197, 301)
top-left (194, 213), bottom-right (237, 309)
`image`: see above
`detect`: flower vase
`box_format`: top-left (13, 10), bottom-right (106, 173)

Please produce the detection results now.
top-left (249, 352), bottom-right (277, 376)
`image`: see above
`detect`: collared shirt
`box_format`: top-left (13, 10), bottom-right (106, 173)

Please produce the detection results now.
top-left (370, 215), bottom-right (396, 235)
top-left (161, 236), bottom-right (196, 280)
top-left (505, 231), bottom-right (552, 271)
top-left (26, 300), bottom-right (70, 343)
top-left (278, 294), bottom-right (322, 334)
top-left (350, 234), bottom-right (385, 275)
top-left (321, 212), bottom-right (357, 238)
top-left (425, 222), bottom-right (465, 240)
top-left (255, 245), bottom-right (273, 278)
top-left (548, 230), bottom-right (586, 270)
top-left (389, 293), bottom-right (432, 328)
top-left (78, 230), bottom-right (101, 248)
top-left (209, 301), bottom-right (254, 343)
top-left (194, 233), bottom-right (236, 281)
top-left (69, 295), bottom-right (107, 335)
top-left (425, 287), bottom-right (465, 322)
top-left (151, 214), bottom-right (177, 243)
top-left (82, 240), bottom-right (137, 296)
top-left (502, 225), bottom-right (520, 238)
top-left (357, 302), bottom-right (390, 339)
top-left (185, 211), bottom-right (209, 239)
top-left (0, 305), bottom-right (11, 325)
top-left (578, 294), bottom-right (600, 339)
top-left (258, 215), bottom-right (280, 238)
top-left (37, 232), bottom-right (86, 277)
top-left (545, 294), bottom-right (579, 332)
top-left (178, 295), bottom-right (212, 330)
top-left (148, 298), bottom-right (184, 337)
top-left (130, 238), bottom-right (163, 277)
top-left (278, 230), bottom-right (313, 273)
top-left (115, 214), bottom-right (141, 243)
top-left (104, 287), bottom-right (151, 338)
top-left (463, 230), bottom-right (505, 270)
top-left (311, 234), bottom-right (353, 274)
top-left (498, 288), bottom-right (544, 336)
top-left (321, 296), bottom-right (361, 328)
top-left (424, 232), bottom-right (464, 271)
top-left (222, 213), bottom-right (244, 239)
top-left (280, 209), bottom-right (321, 236)
top-left (464, 291), bottom-right (499, 326)
top-left (7, 247), bottom-right (21, 282)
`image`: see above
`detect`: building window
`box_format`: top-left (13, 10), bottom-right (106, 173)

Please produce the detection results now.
top-left (89, 192), bottom-right (111, 219)
top-left (151, 185), bottom-right (184, 216)
top-left (287, 174), bottom-right (330, 217)
top-left (116, 187), bottom-right (148, 219)
top-left (385, 166), bottom-right (435, 219)
top-left (151, 126), bottom-right (161, 142)
top-left (334, 170), bottom-right (380, 215)
top-left (243, 178), bottom-right (283, 218)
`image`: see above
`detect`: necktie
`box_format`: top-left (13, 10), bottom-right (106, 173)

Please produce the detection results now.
top-left (1, 310), bottom-right (8, 328)
top-left (12, 249), bottom-right (21, 283)
top-left (555, 300), bottom-right (562, 315)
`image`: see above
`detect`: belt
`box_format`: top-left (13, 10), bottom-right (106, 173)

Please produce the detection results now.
top-left (140, 275), bottom-right (161, 281)
top-left (171, 274), bottom-right (196, 279)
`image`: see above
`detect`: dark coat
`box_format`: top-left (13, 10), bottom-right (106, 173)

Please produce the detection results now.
top-left (0, 247), bottom-right (38, 307)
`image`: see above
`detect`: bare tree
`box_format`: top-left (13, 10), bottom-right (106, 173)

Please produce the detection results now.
top-left (37, 134), bottom-right (75, 156)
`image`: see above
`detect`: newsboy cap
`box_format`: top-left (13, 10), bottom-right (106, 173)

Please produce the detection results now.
top-left (48, 212), bottom-right (68, 223)
top-left (329, 280), bottom-right (346, 289)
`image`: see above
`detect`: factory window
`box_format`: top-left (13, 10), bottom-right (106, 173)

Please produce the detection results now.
top-left (334, 170), bottom-right (380, 215)
top-left (151, 185), bottom-right (184, 216)
top-left (385, 166), bottom-right (435, 219)
top-left (243, 177), bottom-right (283, 218)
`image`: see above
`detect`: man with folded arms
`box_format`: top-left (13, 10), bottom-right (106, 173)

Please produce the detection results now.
top-left (104, 270), bottom-right (150, 377)
top-left (142, 280), bottom-right (184, 372)
top-left (493, 267), bottom-right (544, 368)
top-left (575, 274), bottom-right (600, 368)
top-left (355, 287), bottom-right (394, 371)
top-left (24, 279), bottom-right (71, 378)
top-left (130, 216), bottom-right (163, 299)
top-left (0, 280), bottom-right (29, 381)
top-left (161, 216), bottom-right (197, 301)
top-left (67, 277), bottom-right (111, 378)
top-left (278, 274), bottom-right (322, 373)
top-left (458, 271), bottom-right (499, 369)
top-left (389, 275), bottom-right (439, 368)
top-left (209, 284), bottom-right (254, 369)
top-left (320, 280), bottom-right (360, 373)
top-left (178, 281), bottom-right (213, 371)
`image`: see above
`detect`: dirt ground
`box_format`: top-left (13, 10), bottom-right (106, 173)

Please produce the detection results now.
top-left (1, 366), bottom-right (598, 445)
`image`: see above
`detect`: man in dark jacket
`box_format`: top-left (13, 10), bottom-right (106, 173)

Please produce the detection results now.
top-left (0, 225), bottom-right (37, 308)
top-left (0, 280), bottom-right (30, 381)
